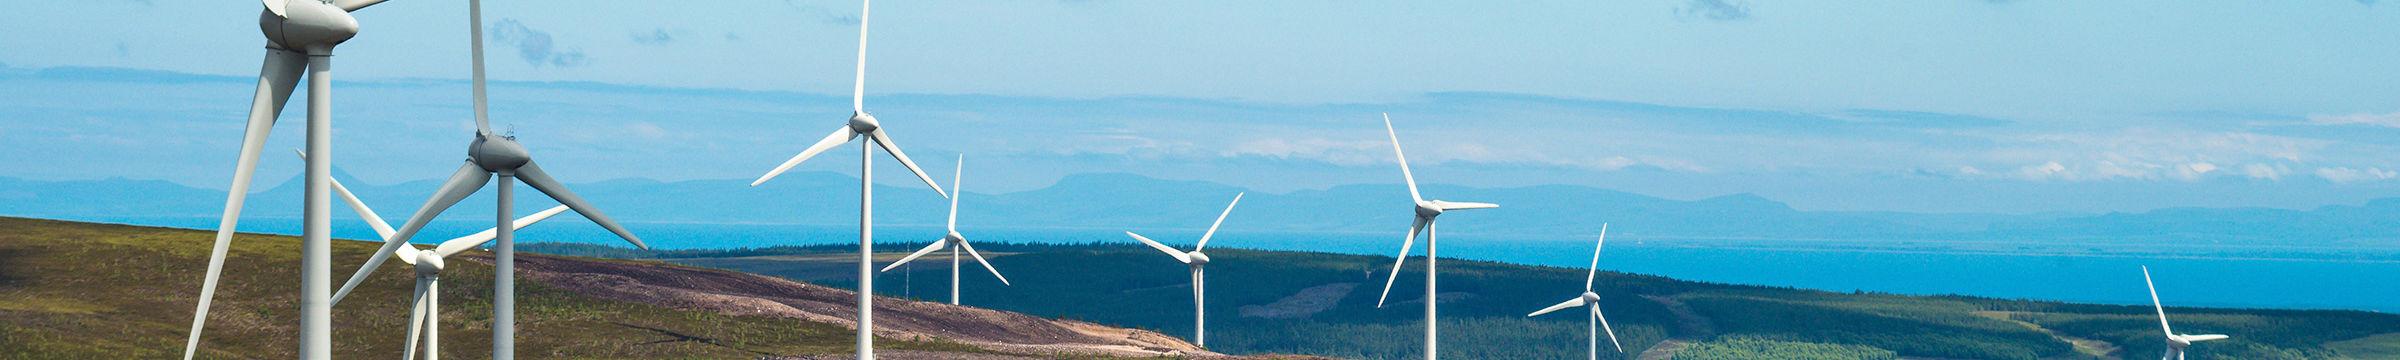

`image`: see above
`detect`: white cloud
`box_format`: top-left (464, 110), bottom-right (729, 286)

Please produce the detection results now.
top-left (1979, 129), bottom-right (2321, 182)
top-left (2308, 112), bottom-right (2400, 128)
top-left (2017, 161), bottom-right (2068, 180)
top-left (1223, 137), bottom-right (1385, 166)
top-left (2317, 167), bottom-right (2399, 183)
top-left (1218, 135), bottom-right (1710, 173)
top-left (2241, 163), bottom-right (2286, 181)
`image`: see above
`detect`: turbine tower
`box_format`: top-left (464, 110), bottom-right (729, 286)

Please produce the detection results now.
top-left (749, 0), bottom-right (950, 358)
top-left (1526, 225), bottom-right (1624, 360)
top-left (880, 156), bottom-right (1010, 305)
top-left (335, 1), bottom-right (648, 358)
top-left (1124, 192), bottom-right (1243, 348)
top-left (2144, 266), bottom-right (2230, 360)
top-left (1375, 113), bottom-right (1498, 360)
top-left (184, 1), bottom-right (395, 359)
top-left (309, 152), bottom-right (572, 360)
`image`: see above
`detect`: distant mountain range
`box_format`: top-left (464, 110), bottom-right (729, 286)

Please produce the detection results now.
top-left (5, 172), bottom-right (2396, 247)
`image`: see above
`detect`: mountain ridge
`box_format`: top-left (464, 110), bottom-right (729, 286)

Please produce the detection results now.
top-left (6, 173), bottom-right (2399, 248)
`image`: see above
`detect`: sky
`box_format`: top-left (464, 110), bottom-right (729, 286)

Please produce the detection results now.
top-left (1, 0), bottom-right (2397, 214)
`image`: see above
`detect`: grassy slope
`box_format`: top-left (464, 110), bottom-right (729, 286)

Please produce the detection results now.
top-left (0, 217), bottom-right (1000, 359)
top-left (561, 242), bottom-right (2400, 360)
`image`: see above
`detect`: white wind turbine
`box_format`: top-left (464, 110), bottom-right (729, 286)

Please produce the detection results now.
top-left (748, 0), bottom-right (950, 358)
top-left (2144, 266), bottom-right (2229, 360)
top-left (309, 150), bottom-right (572, 360)
top-left (880, 156), bottom-right (1010, 305)
top-left (185, 1), bottom-right (396, 359)
top-left (1124, 192), bottom-right (1243, 348)
top-left (1375, 114), bottom-right (1498, 360)
top-left (332, 1), bottom-right (647, 358)
top-left (1526, 225), bottom-right (1624, 360)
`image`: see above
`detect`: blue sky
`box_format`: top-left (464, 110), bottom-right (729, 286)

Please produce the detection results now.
top-left (1, 0), bottom-right (2397, 214)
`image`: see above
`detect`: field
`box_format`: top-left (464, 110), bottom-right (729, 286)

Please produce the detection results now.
top-left (0, 217), bottom-right (1242, 359)
top-left (535, 241), bottom-right (2400, 359)
top-left (6, 215), bottom-right (2397, 359)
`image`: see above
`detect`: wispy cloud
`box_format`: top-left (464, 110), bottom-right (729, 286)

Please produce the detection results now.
top-left (630, 29), bottom-right (676, 46)
top-left (2318, 167), bottom-right (2398, 183)
top-left (2308, 112), bottom-right (2400, 128)
top-left (781, 0), bottom-right (862, 27)
top-left (489, 19), bottom-right (589, 68)
top-left (1677, 0), bottom-right (1752, 21)
top-left (1982, 129), bottom-right (2320, 182)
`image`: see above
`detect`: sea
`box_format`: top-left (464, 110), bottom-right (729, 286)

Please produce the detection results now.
top-left (79, 216), bottom-right (2400, 313)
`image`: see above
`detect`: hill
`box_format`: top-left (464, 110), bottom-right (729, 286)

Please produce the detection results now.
top-left (0, 217), bottom-right (1302, 359)
top-left (525, 242), bottom-right (2400, 359)
top-left (10, 173), bottom-right (2400, 251)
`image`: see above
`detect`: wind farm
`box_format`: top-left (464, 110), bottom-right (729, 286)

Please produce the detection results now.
top-left (3, 0), bottom-right (2397, 359)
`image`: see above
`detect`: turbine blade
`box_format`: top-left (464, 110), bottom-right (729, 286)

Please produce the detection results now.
top-left (1594, 305), bottom-right (1623, 353)
top-left (402, 280), bottom-right (428, 360)
top-left (1526, 297), bottom-right (1584, 317)
top-left (2185, 334), bottom-right (2228, 342)
top-left (1376, 216), bottom-right (1428, 308)
top-left (263, 0), bottom-right (287, 18)
top-left (335, 0), bottom-right (394, 12)
top-left (869, 130), bottom-right (947, 198)
top-left (1383, 113), bottom-right (1421, 202)
top-left (753, 126), bottom-right (858, 186)
top-left (959, 240), bottom-right (1009, 286)
top-left (1432, 200), bottom-right (1499, 211)
top-left (1587, 224), bottom-right (1607, 292)
top-left (517, 161), bottom-right (646, 249)
top-left (297, 149), bottom-right (397, 240)
top-left (1194, 192), bottom-right (1243, 251)
top-left (323, 166), bottom-right (397, 240)
top-left (2144, 266), bottom-right (2172, 335)
top-left (185, 49), bottom-right (305, 360)
top-left (851, 0), bottom-right (872, 111)
top-left (467, 0), bottom-right (491, 133)
top-left (1126, 231), bottom-right (1191, 263)
top-left (879, 240), bottom-right (946, 272)
top-left (336, 162), bottom-right (488, 306)
top-left (947, 154), bottom-right (963, 231)
top-left (432, 205), bottom-right (571, 257)
top-left (328, 175), bottom-right (415, 265)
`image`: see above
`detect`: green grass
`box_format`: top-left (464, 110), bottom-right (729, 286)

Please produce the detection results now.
top-left (1673, 336), bottom-right (1898, 360)
top-left (0, 217), bottom-right (1000, 359)
top-left (2326, 333), bottom-right (2400, 359)
top-left (533, 240), bottom-right (2400, 360)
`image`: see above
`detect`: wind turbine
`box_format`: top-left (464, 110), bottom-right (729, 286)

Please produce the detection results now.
top-left (1375, 113), bottom-right (1498, 360)
top-left (331, 1), bottom-right (648, 358)
top-left (749, 0), bottom-right (950, 358)
top-left (1124, 192), bottom-right (1243, 348)
top-left (2144, 266), bottom-right (2229, 360)
top-left (184, 1), bottom-right (395, 359)
top-left (1527, 225), bottom-right (1623, 360)
top-left (879, 156), bottom-right (1009, 305)
top-left (308, 150), bottom-right (572, 360)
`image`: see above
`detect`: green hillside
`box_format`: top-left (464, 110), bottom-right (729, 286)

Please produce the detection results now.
top-left (534, 242), bottom-right (2400, 359)
top-left (0, 217), bottom-right (1163, 359)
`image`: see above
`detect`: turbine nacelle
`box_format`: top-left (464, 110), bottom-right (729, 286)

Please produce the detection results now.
top-left (414, 252), bottom-right (445, 276)
top-left (1186, 252), bottom-right (1211, 265)
top-left (944, 231), bottom-right (965, 243)
top-left (1581, 292), bottom-right (1602, 303)
top-left (848, 111), bottom-right (882, 133)
top-left (259, 0), bottom-right (357, 52)
top-left (1414, 201), bottom-right (1444, 217)
top-left (469, 133), bottom-right (532, 173)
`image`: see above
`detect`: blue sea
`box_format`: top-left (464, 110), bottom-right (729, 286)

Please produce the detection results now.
top-left (79, 216), bottom-right (2400, 313)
